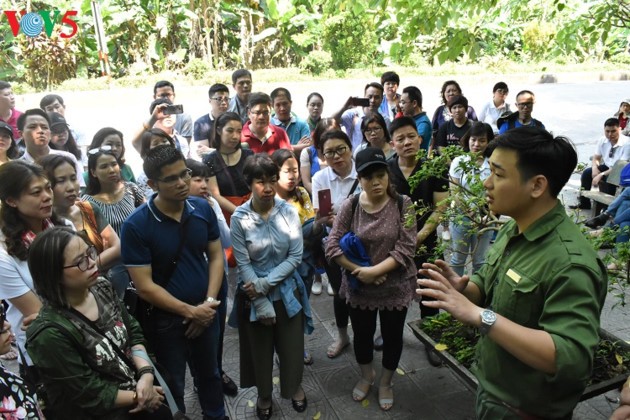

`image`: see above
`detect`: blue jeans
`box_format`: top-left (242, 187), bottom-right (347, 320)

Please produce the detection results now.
top-left (154, 310), bottom-right (224, 419)
top-left (450, 219), bottom-right (492, 276)
top-left (608, 188), bottom-right (630, 216)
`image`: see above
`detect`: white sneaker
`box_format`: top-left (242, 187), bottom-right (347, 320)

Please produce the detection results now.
top-left (327, 282), bottom-right (334, 296)
top-left (441, 230), bottom-right (451, 241)
top-left (312, 281), bottom-right (323, 295)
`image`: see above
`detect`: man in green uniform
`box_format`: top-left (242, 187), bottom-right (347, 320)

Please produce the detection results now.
top-left (417, 126), bottom-right (608, 419)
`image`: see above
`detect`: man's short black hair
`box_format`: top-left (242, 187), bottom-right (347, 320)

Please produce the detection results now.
top-left (208, 83), bottom-right (229, 98)
top-left (389, 116), bottom-right (417, 138)
top-left (493, 82), bottom-right (508, 93)
top-left (493, 127), bottom-right (577, 198)
top-left (143, 144), bottom-right (185, 181)
top-left (247, 92), bottom-right (271, 110)
top-left (40, 94), bottom-right (65, 109)
top-left (149, 98), bottom-right (172, 115)
top-left (232, 69), bottom-right (252, 85)
top-left (604, 117), bottom-right (620, 128)
top-left (270, 87), bottom-right (292, 103)
top-left (364, 82), bottom-right (384, 95)
top-left (242, 153), bottom-right (279, 186)
top-left (380, 71), bottom-right (400, 86)
top-left (153, 80), bottom-right (175, 95)
top-left (447, 95), bottom-right (468, 111)
top-left (402, 86), bottom-right (422, 108)
top-left (17, 108), bottom-right (50, 131)
top-left (0, 81), bottom-right (11, 91)
top-left (516, 90), bottom-right (535, 100)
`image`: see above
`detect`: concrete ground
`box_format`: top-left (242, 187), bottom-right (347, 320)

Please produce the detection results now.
top-left (177, 178), bottom-right (627, 419)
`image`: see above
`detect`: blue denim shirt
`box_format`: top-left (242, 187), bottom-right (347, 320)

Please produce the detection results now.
top-left (231, 197), bottom-right (313, 333)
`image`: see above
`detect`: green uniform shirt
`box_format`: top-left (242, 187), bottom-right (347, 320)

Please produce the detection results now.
top-left (470, 201), bottom-right (607, 418)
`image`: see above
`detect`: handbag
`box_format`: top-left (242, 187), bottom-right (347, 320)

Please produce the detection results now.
top-left (124, 217), bottom-right (189, 351)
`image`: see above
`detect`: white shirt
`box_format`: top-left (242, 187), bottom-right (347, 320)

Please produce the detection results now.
top-left (449, 154), bottom-right (491, 189)
top-left (478, 100), bottom-right (511, 131)
top-left (595, 135), bottom-right (630, 167)
top-left (22, 148), bottom-right (85, 187)
top-left (311, 164), bottom-right (361, 214)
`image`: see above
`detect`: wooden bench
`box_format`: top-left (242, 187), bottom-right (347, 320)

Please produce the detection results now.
top-left (581, 160), bottom-right (628, 217)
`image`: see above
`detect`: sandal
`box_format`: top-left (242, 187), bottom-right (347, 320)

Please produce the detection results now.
top-left (256, 398), bottom-right (273, 420)
top-left (326, 339), bottom-right (350, 359)
top-left (378, 383), bottom-right (394, 411)
top-left (352, 375), bottom-right (374, 402)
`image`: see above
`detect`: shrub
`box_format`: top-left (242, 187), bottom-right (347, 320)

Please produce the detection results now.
top-left (184, 58), bottom-right (212, 80)
top-left (299, 50), bottom-right (333, 75)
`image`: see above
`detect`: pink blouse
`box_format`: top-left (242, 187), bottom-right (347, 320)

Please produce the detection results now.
top-left (325, 194), bottom-right (417, 310)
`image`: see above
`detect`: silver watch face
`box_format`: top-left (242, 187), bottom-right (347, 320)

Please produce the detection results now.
top-left (481, 309), bottom-right (496, 324)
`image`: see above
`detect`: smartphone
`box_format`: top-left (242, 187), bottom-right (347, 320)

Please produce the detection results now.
top-left (318, 189), bottom-right (332, 217)
top-left (351, 97), bottom-right (370, 108)
top-left (163, 104), bottom-right (184, 115)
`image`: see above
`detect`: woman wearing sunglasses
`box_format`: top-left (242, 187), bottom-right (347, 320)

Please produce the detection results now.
top-left (0, 306), bottom-right (44, 418)
top-left (0, 161), bottom-right (71, 377)
top-left (41, 153), bottom-right (122, 275)
top-left (85, 127), bottom-right (136, 185)
top-left (26, 227), bottom-right (171, 419)
top-left (82, 148), bottom-right (144, 296)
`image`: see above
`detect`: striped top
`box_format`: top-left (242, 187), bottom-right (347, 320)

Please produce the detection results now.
top-left (81, 182), bottom-right (144, 235)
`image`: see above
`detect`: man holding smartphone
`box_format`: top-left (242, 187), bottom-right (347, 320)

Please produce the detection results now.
top-left (333, 82), bottom-right (388, 151)
top-left (132, 98), bottom-right (191, 159)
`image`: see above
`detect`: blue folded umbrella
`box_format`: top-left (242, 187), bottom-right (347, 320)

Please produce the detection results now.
top-left (339, 231), bottom-right (372, 291)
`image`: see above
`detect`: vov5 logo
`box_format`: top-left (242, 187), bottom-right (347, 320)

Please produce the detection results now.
top-left (3, 10), bottom-right (78, 38)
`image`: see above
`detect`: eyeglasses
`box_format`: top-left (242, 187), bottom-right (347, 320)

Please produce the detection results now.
top-left (63, 246), bottom-right (98, 272)
top-left (516, 102), bottom-right (534, 108)
top-left (157, 168), bottom-right (192, 184)
top-left (364, 127), bottom-right (383, 134)
top-left (88, 145), bottom-right (113, 155)
top-left (211, 96), bottom-right (230, 103)
top-left (250, 110), bottom-right (270, 117)
top-left (323, 146), bottom-right (349, 159)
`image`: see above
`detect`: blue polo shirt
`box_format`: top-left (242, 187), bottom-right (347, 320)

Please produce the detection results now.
top-left (271, 115), bottom-right (311, 145)
top-left (121, 195), bottom-right (220, 305)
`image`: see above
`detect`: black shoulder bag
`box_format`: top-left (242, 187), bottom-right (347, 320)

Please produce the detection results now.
top-left (124, 217), bottom-right (189, 351)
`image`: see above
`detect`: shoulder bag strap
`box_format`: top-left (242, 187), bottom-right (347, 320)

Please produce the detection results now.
top-left (66, 308), bottom-right (137, 374)
top-left (347, 178), bottom-right (359, 198)
top-left (159, 215), bottom-right (189, 289)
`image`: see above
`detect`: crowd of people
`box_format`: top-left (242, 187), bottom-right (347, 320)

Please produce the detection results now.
top-left (0, 71), bottom-right (626, 420)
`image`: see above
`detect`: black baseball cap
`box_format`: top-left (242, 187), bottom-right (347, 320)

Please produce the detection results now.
top-left (0, 122), bottom-right (13, 140)
top-left (49, 112), bottom-right (68, 133)
top-left (355, 147), bottom-right (388, 173)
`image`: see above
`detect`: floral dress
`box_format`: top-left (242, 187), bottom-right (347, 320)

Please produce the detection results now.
top-left (0, 364), bottom-right (43, 419)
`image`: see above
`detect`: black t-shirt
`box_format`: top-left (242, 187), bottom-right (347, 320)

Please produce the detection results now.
top-left (203, 149), bottom-right (254, 197)
top-left (436, 119), bottom-right (472, 149)
top-left (388, 157), bottom-right (448, 264)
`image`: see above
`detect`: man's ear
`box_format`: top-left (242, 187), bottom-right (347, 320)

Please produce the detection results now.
top-left (147, 179), bottom-right (159, 192)
top-left (529, 175), bottom-right (548, 199)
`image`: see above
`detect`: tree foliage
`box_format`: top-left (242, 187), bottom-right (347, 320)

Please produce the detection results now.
top-left (0, 0), bottom-right (628, 88)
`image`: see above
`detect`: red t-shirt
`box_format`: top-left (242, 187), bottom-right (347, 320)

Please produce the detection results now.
top-left (241, 121), bottom-right (291, 155)
top-left (0, 109), bottom-right (22, 139)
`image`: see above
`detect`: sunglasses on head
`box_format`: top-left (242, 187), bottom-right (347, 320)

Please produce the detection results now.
top-left (88, 145), bottom-right (113, 155)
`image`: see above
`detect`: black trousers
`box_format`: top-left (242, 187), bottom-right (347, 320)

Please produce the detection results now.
top-left (580, 164), bottom-right (616, 208)
top-left (322, 257), bottom-right (350, 329)
top-left (349, 306), bottom-right (408, 370)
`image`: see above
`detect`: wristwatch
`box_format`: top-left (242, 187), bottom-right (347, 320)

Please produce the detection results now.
top-left (205, 296), bottom-right (216, 304)
top-left (479, 309), bottom-right (497, 335)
